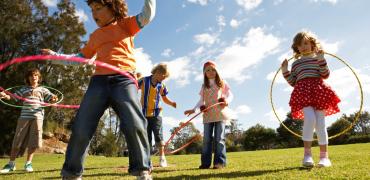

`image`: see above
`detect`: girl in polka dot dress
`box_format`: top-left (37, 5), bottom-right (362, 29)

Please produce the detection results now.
top-left (281, 31), bottom-right (340, 168)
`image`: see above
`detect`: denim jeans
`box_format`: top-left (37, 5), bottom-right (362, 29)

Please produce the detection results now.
top-left (201, 121), bottom-right (226, 167)
top-left (61, 74), bottom-right (151, 177)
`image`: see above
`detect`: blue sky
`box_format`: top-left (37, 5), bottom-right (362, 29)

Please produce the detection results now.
top-left (42, 0), bottom-right (370, 140)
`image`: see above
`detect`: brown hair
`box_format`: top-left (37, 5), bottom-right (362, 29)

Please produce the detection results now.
top-left (151, 63), bottom-right (170, 78)
top-left (87, 0), bottom-right (128, 20)
top-left (291, 31), bottom-right (322, 59)
top-left (203, 62), bottom-right (224, 89)
top-left (25, 68), bottom-right (42, 85)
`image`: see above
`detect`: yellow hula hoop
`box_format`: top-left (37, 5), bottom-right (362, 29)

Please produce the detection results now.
top-left (269, 52), bottom-right (363, 140)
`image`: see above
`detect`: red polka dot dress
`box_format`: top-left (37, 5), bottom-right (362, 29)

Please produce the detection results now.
top-left (283, 55), bottom-right (341, 120)
top-left (289, 78), bottom-right (340, 119)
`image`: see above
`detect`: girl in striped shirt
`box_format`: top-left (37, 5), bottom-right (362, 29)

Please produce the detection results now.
top-left (281, 31), bottom-right (340, 168)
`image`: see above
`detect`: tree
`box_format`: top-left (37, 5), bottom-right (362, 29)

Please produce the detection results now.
top-left (276, 113), bottom-right (303, 148)
top-left (346, 111), bottom-right (370, 135)
top-left (243, 124), bottom-right (277, 150)
top-left (0, 0), bottom-right (90, 155)
top-left (169, 122), bottom-right (202, 154)
top-left (327, 115), bottom-right (351, 145)
top-left (226, 119), bottom-right (244, 151)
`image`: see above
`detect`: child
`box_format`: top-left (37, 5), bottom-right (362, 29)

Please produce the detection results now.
top-left (0, 68), bottom-right (58, 173)
top-left (138, 63), bottom-right (176, 167)
top-left (281, 31), bottom-right (340, 168)
top-left (41, 0), bottom-right (156, 179)
top-left (184, 61), bottom-right (233, 169)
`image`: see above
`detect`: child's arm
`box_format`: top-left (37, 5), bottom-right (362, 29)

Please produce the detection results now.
top-left (317, 53), bottom-right (330, 79)
top-left (41, 49), bottom-right (94, 66)
top-left (281, 59), bottom-right (297, 86)
top-left (136, 0), bottom-right (156, 28)
top-left (162, 96), bottom-right (176, 108)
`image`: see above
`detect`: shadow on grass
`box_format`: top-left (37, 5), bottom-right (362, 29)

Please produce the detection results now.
top-left (154, 166), bottom-right (305, 179)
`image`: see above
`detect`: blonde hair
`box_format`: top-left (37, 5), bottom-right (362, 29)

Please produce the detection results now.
top-left (291, 31), bottom-right (322, 59)
top-left (151, 63), bottom-right (170, 78)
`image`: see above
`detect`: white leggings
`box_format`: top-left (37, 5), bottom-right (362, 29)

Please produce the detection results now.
top-left (302, 106), bottom-right (328, 145)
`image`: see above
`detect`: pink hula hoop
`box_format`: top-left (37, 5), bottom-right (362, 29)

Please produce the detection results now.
top-left (0, 55), bottom-right (138, 109)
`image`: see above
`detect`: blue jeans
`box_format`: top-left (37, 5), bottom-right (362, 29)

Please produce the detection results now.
top-left (201, 121), bottom-right (226, 167)
top-left (61, 74), bottom-right (151, 177)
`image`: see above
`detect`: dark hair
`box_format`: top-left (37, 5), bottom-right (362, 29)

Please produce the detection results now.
top-left (87, 0), bottom-right (128, 20)
top-left (25, 68), bottom-right (42, 85)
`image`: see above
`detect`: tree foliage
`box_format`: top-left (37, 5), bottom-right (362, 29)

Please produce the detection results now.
top-left (0, 0), bottom-right (91, 155)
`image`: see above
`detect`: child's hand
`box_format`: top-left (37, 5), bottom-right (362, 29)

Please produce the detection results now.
top-left (50, 95), bottom-right (58, 103)
top-left (41, 49), bottom-right (56, 55)
top-left (281, 59), bottom-right (288, 72)
top-left (200, 105), bottom-right (207, 112)
top-left (184, 109), bottom-right (195, 116)
top-left (0, 91), bottom-right (10, 100)
top-left (218, 97), bottom-right (228, 108)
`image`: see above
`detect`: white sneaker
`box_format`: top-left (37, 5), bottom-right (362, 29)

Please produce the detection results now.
top-left (24, 163), bottom-right (33, 172)
top-left (159, 157), bottom-right (168, 167)
top-left (317, 158), bottom-right (332, 167)
top-left (136, 171), bottom-right (152, 180)
top-left (0, 163), bottom-right (16, 173)
top-left (302, 156), bottom-right (314, 167)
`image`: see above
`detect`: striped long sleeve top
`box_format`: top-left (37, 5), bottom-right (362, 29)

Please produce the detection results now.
top-left (283, 54), bottom-right (330, 87)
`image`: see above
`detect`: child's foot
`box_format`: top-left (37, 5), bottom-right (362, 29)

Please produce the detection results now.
top-left (198, 165), bottom-right (210, 169)
top-left (0, 163), bottom-right (16, 173)
top-left (159, 157), bottom-right (168, 167)
top-left (213, 164), bottom-right (225, 169)
top-left (317, 158), bottom-right (332, 167)
top-left (302, 156), bottom-right (314, 168)
top-left (136, 170), bottom-right (152, 180)
top-left (24, 163), bottom-right (33, 172)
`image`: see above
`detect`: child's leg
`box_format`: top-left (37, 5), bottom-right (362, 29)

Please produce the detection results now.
top-left (110, 75), bottom-right (151, 175)
top-left (302, 106), bottom-right (316, 156)
top-left (314, 110), bottom-right (329, 157)
top-left (200, 123), bottom-right (214, 168)
top-left (146, 117), bottom-right (154, 152)
top-left (213, 121), bottom-right (226, 168)
top-left (26, 118), bottom-right (43, 163)
top-left (61, 77), bottom-right (110, 178)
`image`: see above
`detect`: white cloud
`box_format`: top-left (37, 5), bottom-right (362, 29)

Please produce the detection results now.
top-left (266, 71), bottom-right (286, 84)
top-left (217, 15), bottom-right (226, 28)
top-left (187, 0), bottom-right (209, 6)
top-left (193, 33), bottom-right (218, 46)
top-left (41, 0), bottom-right (57, 7)
top-left (264, 107), bottom-right (288, 123)
top-left (273, 0), bottom-right (284, 5)
top-left (321, 40), bottom-right (340, 54)
top-left (218, 5), bottom-right (225, 11)
top-left (176, 24), bottom-right (189, 33)
top-left (230, 19), bottom-right (241, 29)
top-left (134, 48), bottom-right (153, 76)
top-left (161, 48), bottom-right (174, 58)
top-left (235, 0), bottom-right (263, 11)
top-left (310, 0), bottom-right (338, 5)
top-left (231, 105), bottom-right (252, 118)
top-left (327, 67), bottom-right (370, 99)
top-left (215, 27), bottom-right (281, 83)
top-left (163, 57), bottom-right (193, 87)
top-left (75, 9), bottom-right (89, 23)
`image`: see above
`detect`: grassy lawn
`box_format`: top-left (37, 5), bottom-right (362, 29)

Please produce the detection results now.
top-left (0, 143), bottom-right (369, 179)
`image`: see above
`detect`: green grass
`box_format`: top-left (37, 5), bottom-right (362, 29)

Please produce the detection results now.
top-left (0, 143), bottom-right (369, 179)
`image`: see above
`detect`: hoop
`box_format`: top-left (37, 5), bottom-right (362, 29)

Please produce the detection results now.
top-left (269, 52), bottom-right (363, 139)
top-left (0, 55), bottom-right (138, 109)
top-left (0, 85), bottom-right (64, 108)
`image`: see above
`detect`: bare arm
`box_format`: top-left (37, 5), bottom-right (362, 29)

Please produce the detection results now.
top-left (162, 95), bottom-right (176, 108)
